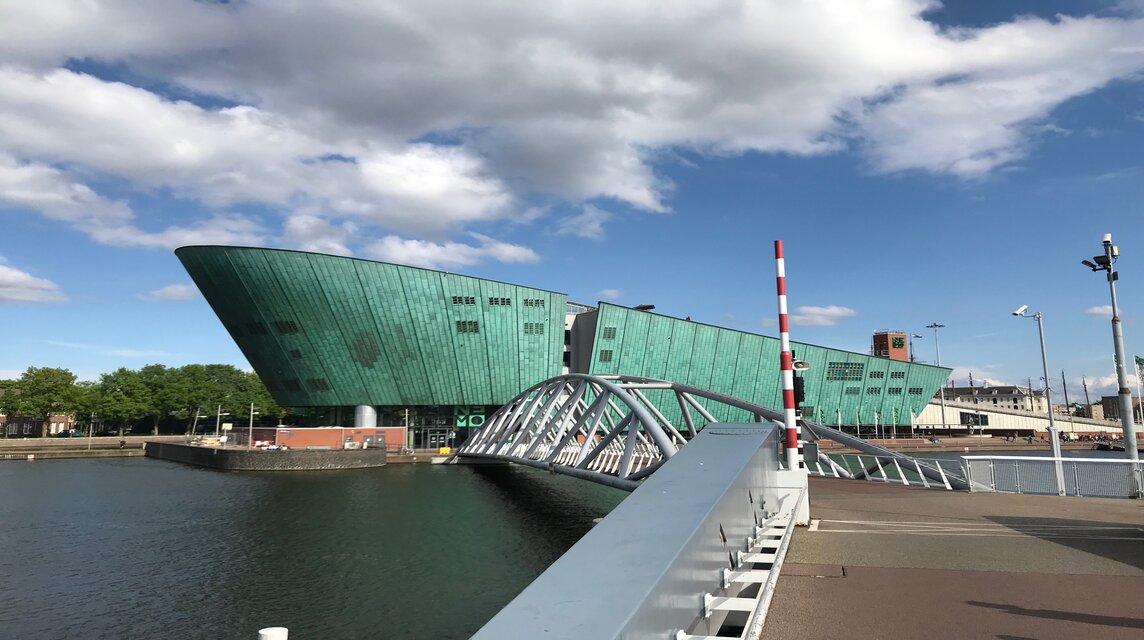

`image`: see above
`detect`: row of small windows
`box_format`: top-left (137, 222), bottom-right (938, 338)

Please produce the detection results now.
top-left (524, 322), bottom-right (545, 335)
top-left (601, 326), bottom-right (617, 339)
top-left (871, 370), bottom-right (906, 379)
top-left (456, 320), bottom-right (480, 334)
top-left (453, 296), bottom-right (545, 307)
top-left (453, 321), bottom-right (548, 334)
top-left (826, 362), bottom-right (864, 381)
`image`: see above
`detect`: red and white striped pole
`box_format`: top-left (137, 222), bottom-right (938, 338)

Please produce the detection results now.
top-left (775, 240), bottom-right (800, 469)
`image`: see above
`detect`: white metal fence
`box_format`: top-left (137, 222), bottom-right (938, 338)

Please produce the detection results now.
top-left (808, 452), bottom-right (1144, 498)
top-left (805, 453), bottom-right (967, 490)
top-left (963, 455), bottom-right (1144, 499)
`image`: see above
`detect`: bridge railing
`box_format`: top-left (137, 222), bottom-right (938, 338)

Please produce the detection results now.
top-left (805, 453), bottom-right (966, 490)
top-left (963, 456), bottom-right (1144, 498)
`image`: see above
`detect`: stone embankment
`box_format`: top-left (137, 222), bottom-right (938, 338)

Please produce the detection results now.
top-left (144, 441), bottom-right (387, 471)
top-left (0, 435), bottom-right (183, 460)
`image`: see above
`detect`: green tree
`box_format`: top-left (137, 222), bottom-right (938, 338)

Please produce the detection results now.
top-left (0, 379), bottom-right (20, 438)
top-left (97, 368), bottom-right (154, 436)
top-left (16, 367), bottom-right (81, 437)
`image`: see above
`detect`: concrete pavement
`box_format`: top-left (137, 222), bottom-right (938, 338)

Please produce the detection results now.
top-left (764, 476), bottom-right (1144, 639)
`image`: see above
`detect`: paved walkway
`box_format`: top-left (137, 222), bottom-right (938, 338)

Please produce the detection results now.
top-left (765, 476), bottom-right (1144, 639)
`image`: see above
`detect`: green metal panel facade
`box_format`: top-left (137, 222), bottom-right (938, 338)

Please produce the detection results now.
top-left (177, 246), bottom-right (565, 408)
top-left (587, 304), bottom-right (949, 425)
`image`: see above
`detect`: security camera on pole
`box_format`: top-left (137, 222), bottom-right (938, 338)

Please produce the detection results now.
top-left (1012, 305), bottom-right (1065, 496)
top-left (1081, 233), bottom-right (1140, 462)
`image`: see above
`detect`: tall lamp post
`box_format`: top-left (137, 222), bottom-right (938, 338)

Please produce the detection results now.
top-left (215, 404), bottom-right (230, 438)
top-left (247, 403), bottom-right (259, 449)
top-left (926, 323), bottom-right (948, 435)
top-left (1012, 305), bottom-right (1065, 495)
top-left (1082, 233), bottom-right (1140, 461)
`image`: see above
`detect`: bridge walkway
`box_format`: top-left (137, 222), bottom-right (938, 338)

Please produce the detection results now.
top-left (765, 476), bottom-right (1144, 639)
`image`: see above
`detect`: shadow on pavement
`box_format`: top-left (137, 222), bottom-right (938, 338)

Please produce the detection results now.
top-left (985, 515), bottom-right (1144, 570)
top-left (969, 600), bottom-right (1144, 630)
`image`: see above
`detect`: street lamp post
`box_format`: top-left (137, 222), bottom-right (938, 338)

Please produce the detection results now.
top-left (926, 323), bottom-right (948, 436)
top-left (215, 404), bottom-right (231, 439)
top-left (1012, 305), bottom-right (1066, 496)
top-left (1082, 233), bottom-right (1139, 462)
top-left (248, 402), bottom-right (259, 449)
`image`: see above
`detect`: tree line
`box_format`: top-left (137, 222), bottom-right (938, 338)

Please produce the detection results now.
top-left (0, 364), bottom-right (286, 437)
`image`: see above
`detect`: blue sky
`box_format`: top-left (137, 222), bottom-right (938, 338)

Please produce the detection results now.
top-left (3, 1), bottom-right (1144, 403)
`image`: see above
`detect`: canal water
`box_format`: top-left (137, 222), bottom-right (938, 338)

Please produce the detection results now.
top-left (0, 458), bottom-right (626, 639)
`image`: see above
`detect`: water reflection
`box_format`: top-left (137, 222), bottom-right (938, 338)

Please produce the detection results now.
top-left (0, 459), bottom-right (625, 639)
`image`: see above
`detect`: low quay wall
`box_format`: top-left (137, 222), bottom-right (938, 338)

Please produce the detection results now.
top-left (144, 441), bottom-right (387, 471)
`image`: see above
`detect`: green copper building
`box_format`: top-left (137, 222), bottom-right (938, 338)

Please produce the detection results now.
top-left (177, 246), bottom-right (950, 444)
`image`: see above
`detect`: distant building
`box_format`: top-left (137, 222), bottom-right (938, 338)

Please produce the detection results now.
top-left (0, 413), bottom-right (76, 437)
top-left (871, 330), bottom-right (909, 362)
top-left (1099, 395), bottom-right (1143, 422)
top-left (939, 385), bottom-right (1047, 413)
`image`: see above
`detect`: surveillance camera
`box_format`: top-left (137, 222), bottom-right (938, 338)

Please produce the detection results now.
top-left (1102, 233), bottom-right (1112, 245)
top-left (1012, 305), bottom-right (1028, 316)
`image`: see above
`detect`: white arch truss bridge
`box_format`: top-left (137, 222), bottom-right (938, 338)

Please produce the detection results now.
top-left (456, 374), bottom-right (968, 491)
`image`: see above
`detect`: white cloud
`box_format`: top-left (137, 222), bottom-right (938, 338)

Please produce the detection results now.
top-left (0, 262), bottom-right (66, 302)
top-left (282, 215), bottom-right (354, 256)
top-left (0, 2), bottom-right (1143, 253)
top-left (557, 204), bottom-right (613, 240)
top-left (948, 367), bottom-right (1009, 388)
top-left (597, 288), bottom-right (622, 300)
top-left (363, 233), bottom-right (539, 269)
top-left (41, 340), bottom-right (174, 358)
top-left (138, 284), bottom-right (200, 302)
top-left (789, 305), bottom-right (858, 327)
top-left (1085, 305), bottom-right (1113, 318)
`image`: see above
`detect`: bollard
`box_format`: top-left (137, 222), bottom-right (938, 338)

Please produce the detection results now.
top-left (258, 627), bottom-right (288, 640)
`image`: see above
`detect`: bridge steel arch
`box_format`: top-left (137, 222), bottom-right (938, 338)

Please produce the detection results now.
top-left (457, 374), bottom-right (970, 491)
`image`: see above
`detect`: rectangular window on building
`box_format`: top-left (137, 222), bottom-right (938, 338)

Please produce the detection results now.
top-left (602, 327), bottom-right (617, 339)
top-left (273, 320), bottom-right (301, 334)
top-left (452, 296), bottom-right (476, 305)
top-left (307, 378), bottom-right (331, 391)
top-left (908, 387), bottom-right (923, 395)
top-left (456, 320), bottom-right (480, 334)
top-left (524, 322), bottom-right (545, 335)
top-left (887, 387), bottom-right (903, 395)
top-left (488, 297), bottom-right (512, 306)
top-left (866, 387), bottom-right (881, 395)
top-left (869, 371), bottom-right (884, 379)
top-left (845, 387), bottom-right (861, 395)
top-left (890, 371), bottom-right (905, 379)
top-left (524, 298), bottom-right (546, 308)
top-left (599, 349), bottom-right (614, 362)
top-left (826, 362), bottom-right (865, 381)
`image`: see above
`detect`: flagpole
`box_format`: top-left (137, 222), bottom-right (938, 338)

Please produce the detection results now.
top-left (1135, 357), bottom-right (1144, 425)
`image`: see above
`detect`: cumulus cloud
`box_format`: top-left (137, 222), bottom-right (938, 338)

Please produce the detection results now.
top-left (138, 284), bottom-right (200, 301)
top-left (282, 215), bottom-right (355, 256)
top-left (0, 262), bottom-right (66, 302)
top-left (789, 305), bottom-right (858, 327)
top-left (557, 205), bottom-right (612, 240)
top-left (363, 233), bottom-right (539, 269)
top-left (1, 2), bottom-right (1144, 257)
top-left (1085, 305), bottom-right (1113, 318)
top-left (597, 288), bottom-right (622, 300)
top-left (948, 367), bottom-right (1008, 388)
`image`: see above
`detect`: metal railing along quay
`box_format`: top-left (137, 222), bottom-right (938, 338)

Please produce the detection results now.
top-left (807, 452), bottom-right (1144, 499)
